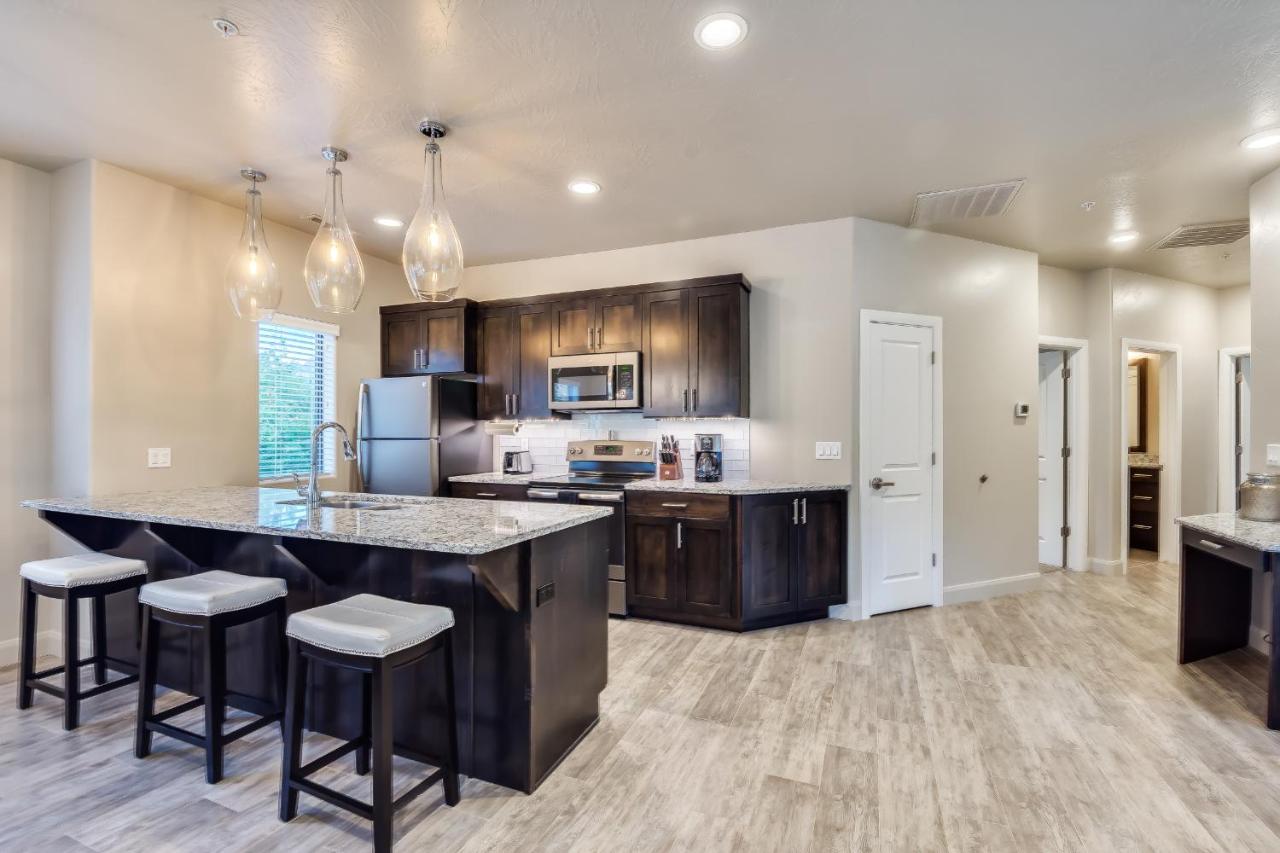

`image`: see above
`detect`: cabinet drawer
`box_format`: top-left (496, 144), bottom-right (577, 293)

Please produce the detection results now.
top-left (1183, 531), bottom-right (1265, 572)
top-left (627, 491), bottom-right (730, 520)
top-left (450, 482), bottom-right (530, 501)
top-left (1129, 492), bottom-right (1158, 511)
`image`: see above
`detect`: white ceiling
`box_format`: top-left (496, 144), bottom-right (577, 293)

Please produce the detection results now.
top-left (4, 0), bottom-right (1280, 287)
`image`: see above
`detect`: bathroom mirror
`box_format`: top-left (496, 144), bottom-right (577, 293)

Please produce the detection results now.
top-left (1127, 358), bottom-right (1148, 453)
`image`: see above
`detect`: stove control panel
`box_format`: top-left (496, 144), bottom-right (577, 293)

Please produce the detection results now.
top-left (564, 439), bottom-right (656, 463)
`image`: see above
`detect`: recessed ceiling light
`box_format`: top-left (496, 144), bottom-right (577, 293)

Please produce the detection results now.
top-left (1241, 128), bottom-right (1280, 150)
top-left (373, 216), bottom-right (404, 228)
top-left (1108, 230), bottom-right (1139, 246)
top-left (568, 180), bottom-right (601, 195)
top-left (212, 18), bottom-right (239, 38)
top-left (694, 13), bottom-right (748, 50)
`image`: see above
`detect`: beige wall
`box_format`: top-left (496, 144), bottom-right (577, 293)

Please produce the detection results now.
top-left (1216, 284), bottom-right (1251, 349)
top-left (1038, 265), bottom-right (1091, 340)
top-left (0, 159), bottom-right (53, 664)
top-left (853, 220), bottom-right (1041, 596)
top-left (1250, 167), bottom-right (1280, 473)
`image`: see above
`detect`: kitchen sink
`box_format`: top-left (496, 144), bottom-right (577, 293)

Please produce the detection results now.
top-left (276, 498), bottom-right (402, 510)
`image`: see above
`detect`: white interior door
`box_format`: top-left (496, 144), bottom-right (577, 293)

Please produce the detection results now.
top-left (863, 320), bottom-right (936, 616)
top-left (1238, 355), bottom-right (1252, 497)
top-left (1038, 350), bottom-right (1066, 567)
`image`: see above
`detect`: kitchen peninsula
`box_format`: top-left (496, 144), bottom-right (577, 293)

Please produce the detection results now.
top-left (22, 486), bottom-right (611, 793)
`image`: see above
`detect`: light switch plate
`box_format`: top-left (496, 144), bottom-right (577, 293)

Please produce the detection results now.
top-left (147, 447), bottom-right (171, 468)
top-left (815, 441), bottom-right (842, 460)
top-left (1268, 444), bottom-right (1280, 467)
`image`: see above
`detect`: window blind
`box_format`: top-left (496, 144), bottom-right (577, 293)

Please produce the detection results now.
top-left (258, 317), bottom-right (338, 482)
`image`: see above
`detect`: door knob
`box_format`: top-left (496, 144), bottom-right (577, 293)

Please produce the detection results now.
top-left (869, 477), bottom-right (895, 491)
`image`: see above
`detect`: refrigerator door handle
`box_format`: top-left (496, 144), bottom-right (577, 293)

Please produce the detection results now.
top-left (355, 381), bottom-right (370, 491)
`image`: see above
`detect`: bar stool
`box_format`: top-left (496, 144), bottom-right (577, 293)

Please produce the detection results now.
top-left (279, 594), bottom-right (460, 853)
top-left (134, 569), bottom-right (288, 784)
top-left (17, 553), bottom-right (148, 730)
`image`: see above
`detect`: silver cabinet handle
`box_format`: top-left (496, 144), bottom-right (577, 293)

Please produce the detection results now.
top-left (801, 497), bottom-right (807, 525)
top-left (793, 498), bottom-right (799, 525)
top-left (512, 392), bottom-right (519, 415)
top-left (1199, 539), bottom-right (1224, 550)
top-left (1133, 495), bottom-right (1153, 501)
top-left (677, 521), bottom-right (683, 549)
top-left (355, 382), bottom-right (369, 491)
top-left (579, 492), bottom-right (624, 503)
top-left (1134, 473), bottom-right (1154, 479)
top-left (683, 389), bottom-right (689, 413)
top-left (692, 388), bottom-right (698, 411)
top-left (528, 489), bottom-right (561, 500)
top-left (869, 477), bottom-right (895, 491)
top-left (506, 393), bottom-right (513, 417)
top-left (475, 492), bottom-right (498, 498)
top-left (1133, 524), bottom-right (1153, 530)
top-left (661, 502), bottom-right (689, 509)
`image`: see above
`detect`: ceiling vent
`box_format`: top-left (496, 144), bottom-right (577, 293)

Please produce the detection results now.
top-left (1149, 220), bottom-right (1249, 250)
top-left (909, 179), bottom-right (1024, 227)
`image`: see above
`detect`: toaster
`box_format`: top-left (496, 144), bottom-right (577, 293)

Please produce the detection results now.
top-left (503, 450), bottom-right (533, 474)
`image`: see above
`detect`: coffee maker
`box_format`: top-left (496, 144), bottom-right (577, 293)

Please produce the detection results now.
top-left (694, 434), bottom-right (723, 482)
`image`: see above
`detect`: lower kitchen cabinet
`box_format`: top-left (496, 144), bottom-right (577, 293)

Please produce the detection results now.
top-left (448, 482), bottom-right (530, 501)
top-left (626, 489), bottom-right (847, 631)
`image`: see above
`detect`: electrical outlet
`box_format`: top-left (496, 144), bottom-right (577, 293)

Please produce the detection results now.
top-left (815, 441), bottom-right (842, 460)
top-left (1268, 444), bottom-right (1280, 467)
top-left (147, 447), bottom-right (171, 468)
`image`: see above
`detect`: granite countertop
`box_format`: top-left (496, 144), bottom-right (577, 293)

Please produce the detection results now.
top-left (1130, 462), bottom-right (1163, 471)
top-left (1177, 513), bottom-right (1280, 553)
top-left (22, 486), bottom-right (611, 556)
top-left (625, 479), bottom-right (851, 496)
top-left (449, 472), bottom-right (539, 485)
top-left (1129, 454), bottom-right (1162, 470)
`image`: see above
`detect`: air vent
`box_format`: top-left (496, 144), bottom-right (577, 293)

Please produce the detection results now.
top-left (1149, 220), bottom-right (1248, 250)
top-left (909, 179), bottom-right (1024, 227)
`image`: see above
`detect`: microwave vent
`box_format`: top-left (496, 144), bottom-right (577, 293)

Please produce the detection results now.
top-left (909, 179), bottom-right (1024, 227)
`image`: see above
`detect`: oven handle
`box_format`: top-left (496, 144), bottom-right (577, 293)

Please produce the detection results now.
top-left (527, 489), bottom-right (562, 500)
top-left (578, 492), bottom-right (624, 503)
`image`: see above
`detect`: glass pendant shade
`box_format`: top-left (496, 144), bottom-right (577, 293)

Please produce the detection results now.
top-left (304, 149), bottom-right (365, 314)
top-left (225, 174), bottom-right (280, 321)
top-left (403, 136), bottom-right (464, 302)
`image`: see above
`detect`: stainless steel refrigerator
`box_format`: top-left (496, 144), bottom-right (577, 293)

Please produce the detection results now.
top-left (354, 376), bottom-right (491, 497)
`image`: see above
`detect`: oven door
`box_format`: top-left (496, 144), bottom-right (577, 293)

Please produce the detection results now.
top-left (549, 355), bottom-right (616, 410)
top-left (571, 490), bottom-right (628, 617)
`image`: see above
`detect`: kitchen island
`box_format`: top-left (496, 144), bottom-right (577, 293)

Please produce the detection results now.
top-left (22, 486), bottom-right (611, 793)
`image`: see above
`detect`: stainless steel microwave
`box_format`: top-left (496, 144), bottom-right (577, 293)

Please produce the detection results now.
top-left (548, 352), bottom-right (641, 410)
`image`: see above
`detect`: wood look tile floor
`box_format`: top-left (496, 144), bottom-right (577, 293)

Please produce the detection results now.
top-left (4, 554), bottom-right (1280, 852)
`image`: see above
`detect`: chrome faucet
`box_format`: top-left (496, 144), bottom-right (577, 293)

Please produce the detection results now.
top-left (291, 421), bottom-right (357, 508)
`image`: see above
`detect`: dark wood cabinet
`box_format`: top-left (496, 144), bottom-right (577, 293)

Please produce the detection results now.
top-left (1129, 466), bottom-right (1160, 552)
top-left (688, 284), bottom-right (749, 417)
top-left (449, 482), bottom-right (530, 501)
top-left (640, 289), bottom-right (690, 417)
top-left (627, 488), bottom-right (846, 631)
top-left (477, 308), bottom-right (516, 419)
top-left (380, 301), bottom-right (475, 377)
top-left (550, 294), bottom-right (640, 356)
top-left (478, 303), bottom-right (553, 420)
top-left (514, 303), bottom-right (552, 418)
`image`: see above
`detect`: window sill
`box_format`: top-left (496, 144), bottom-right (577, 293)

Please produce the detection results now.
top-left (259, 474), bottom-right (338, 487)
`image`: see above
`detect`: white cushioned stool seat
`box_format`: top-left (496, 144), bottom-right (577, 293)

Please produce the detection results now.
top-left (20, 553), bottom-right (147, 588)
top-left (138, 569), bottom-right (286, 616)
top-left (287, 594), bottom-right (454, 658)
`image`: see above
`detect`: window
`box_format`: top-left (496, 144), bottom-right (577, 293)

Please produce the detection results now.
top-left (257, 315), bottom-right (339, 482)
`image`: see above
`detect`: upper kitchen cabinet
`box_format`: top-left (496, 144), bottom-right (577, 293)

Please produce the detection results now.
top-left (478, 302), bottom-right (553, 419)
top-left (380, 300), bottom-right (476, 377)
top-left (640, 278), bottom-right (750, 418)
top-left (549, 293), bottom-right (640, 356)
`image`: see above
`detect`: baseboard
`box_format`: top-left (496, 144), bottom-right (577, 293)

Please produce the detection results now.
top-left (942, 572), bottom-right (1042, 605)
top-left (828, 601), bottom-right (862, 622)
top-left (1088, 557), bottom-right (1123, 576)
top-left (0, 630), bottom-right (68, 668)
top-left (1249, 623), bottom-right (1272, 656)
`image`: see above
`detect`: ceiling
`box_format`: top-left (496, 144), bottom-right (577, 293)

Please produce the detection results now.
top-left (4, 0), bottom-right (1280, 287)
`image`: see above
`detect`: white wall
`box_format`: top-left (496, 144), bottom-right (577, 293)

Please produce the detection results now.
top-left (1038, 265), bottom-right (1091, 340)
top-left (1250, 168), bottom-right (1280, 473)
top-left (853, 220), bottom-right (1041, 596)
top-left (1216, 284), bottom-right (1251, 349)
top-left (0, 159), bottom-right (53, 664)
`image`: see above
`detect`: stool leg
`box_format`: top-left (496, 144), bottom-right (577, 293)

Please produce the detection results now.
top-left (356, 672), bottom-right (371, 775)
top-left (442, 631), bottom-right (461, 806)
top-left (202, 622), bottom-right (227, 784)
top-left (135, 606), bottom-right (159, 758)
top-left (279, 639), bottom-right (307, 822)
top-left (17, 579), bottom-right (36, 710)
top-left (62, 594), bottom-right (80, 731)
top-left (92, 593), bottom-right (108, 686)
top-left (275, 600), bottom-right (289, 733)
top-left (371, 659), bottom-right (394, 853)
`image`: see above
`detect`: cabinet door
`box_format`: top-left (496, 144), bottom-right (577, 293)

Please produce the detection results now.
top-left (422, 307), bottom-right (467, 373)
top-left (477, 308), bottom-right (515, 419)
top-left (689, 284), bottom-right (746, 417)
top-left (796, 492), bottom-right (848, 609)
top-left (640, 289), bottom-right (690, 416)
top-left (742, 494), bottom-right (799, 620)
top-left (626, 515), bottom-right (679, 611)
top-left (550, 298), bottom-right (595, 356)
top-left (514, 303), bottom-right (552, 418)
top-left (596, 293), bottom-right (640, 353)
top-left (382, 313), bottom-right (424, 376)
top-left (678, 518), bottom-right (734, 618)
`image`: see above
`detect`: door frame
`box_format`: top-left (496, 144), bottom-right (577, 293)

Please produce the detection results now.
top-left (1217, 346), bottom-right (1250, 511)
top-left (1119, 339), bottom-right (1182, 569)
top-left (858, 309), bottom-right (944, 619)
top-left (1038, 336), bottom-right (1091, 572)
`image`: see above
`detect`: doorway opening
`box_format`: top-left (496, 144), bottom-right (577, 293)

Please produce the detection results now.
top-left (1037, 336), bottom-right (1090, 573)
top-left (1120, 340), bottom-right (1182, 570)
top-left (1217, 347), bottom-right (1251, 511)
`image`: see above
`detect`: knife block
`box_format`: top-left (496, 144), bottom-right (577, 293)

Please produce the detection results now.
top-left (658, 460), bottom-right (684, 481)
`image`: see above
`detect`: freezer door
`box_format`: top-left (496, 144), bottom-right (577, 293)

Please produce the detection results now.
top-left (360, 438), bottom-right (440, 496)
top-left (360, 377), bottom-right (437, 439)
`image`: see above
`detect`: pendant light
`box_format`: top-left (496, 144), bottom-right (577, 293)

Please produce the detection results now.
top-left (402, 120), bottom-right (464, 302)
top-left (225, 169), bottom-right (281, 321)
top-left (304, 146), bottom-right (365, 314)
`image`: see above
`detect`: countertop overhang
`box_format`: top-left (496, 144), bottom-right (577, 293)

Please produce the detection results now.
top-left (22, 486), bottom-right (612, 556)
top-left (450, 473), bottom-right (851, 495)
top-left (1177, 512), bottom-right (1280, 553)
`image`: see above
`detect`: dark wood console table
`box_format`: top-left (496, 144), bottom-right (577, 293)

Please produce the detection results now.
top-left (1178, 514), bottom-right (1280, 728)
